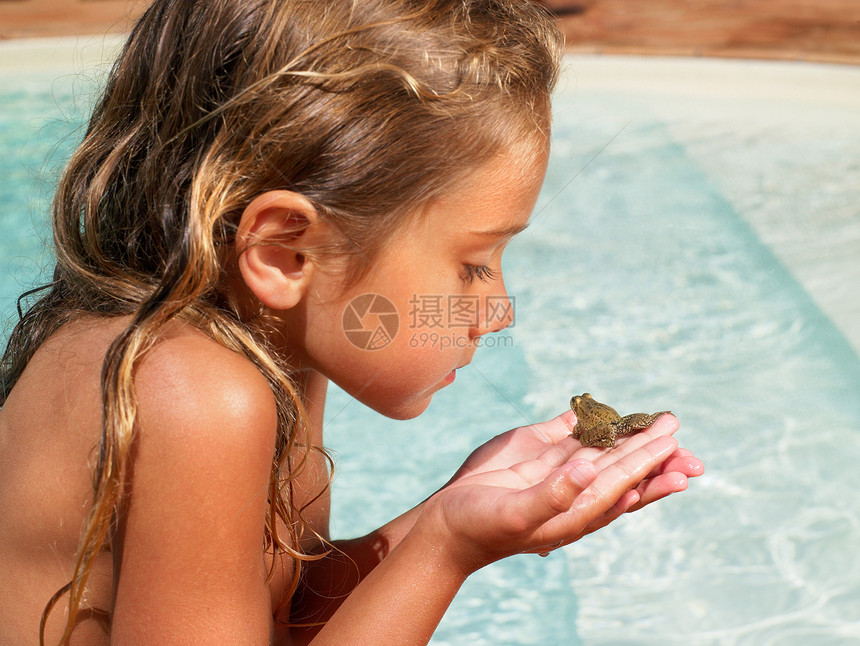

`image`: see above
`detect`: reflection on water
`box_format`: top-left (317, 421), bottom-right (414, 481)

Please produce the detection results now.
top-left (524, 58), bottom-right (860, 643)
top-left (329, 57), bottom-right (860, 645)
top-left (2, 43), bottom-right (860, 645)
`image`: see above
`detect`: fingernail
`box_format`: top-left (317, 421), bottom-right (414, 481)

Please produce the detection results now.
top-left (566, 459), bottom-right (596, 485)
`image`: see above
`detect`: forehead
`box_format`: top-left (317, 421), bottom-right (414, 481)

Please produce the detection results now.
top-left (442, 136), bottom-right (549, 210)
top-left (451, 134), bottom-right (549, 196)
top-left (364, 132), bottom-right (550, 266)
top-left (409, 138), bottom-right (549, 243)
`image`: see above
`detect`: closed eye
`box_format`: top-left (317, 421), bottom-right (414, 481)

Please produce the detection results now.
top-left (462, 264), bottom-right (497, 284)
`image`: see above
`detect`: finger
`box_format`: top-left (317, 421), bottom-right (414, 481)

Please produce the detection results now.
top-left (573, 435), bottom-right (679, 519)
top-left (525, 410), bottom-right (578, 445)
top-left (509, 457), bottom-right (556, 483)
top-left (626, 472), bottom-right (689, 512)
top-left (535, 434), bottom-right (586, 469)
top-left (657, 447), bottom-right (694, 459)
top-left (579, 488), bottom-right (641, 536)
top-left (505, 459), bottom-right (597, 531)
top-left (590, 414), bottom-right (680, 470)
top-left (651, 452), bottom-right (704, 478)
top-left (538, 480), bottom-right (646, 547)
top-left (623, 413), bottom-right (680, 444)
top-left (534, 435), bottom-right (678, 543)
top-left (521, 411), bottom-right (582, 470)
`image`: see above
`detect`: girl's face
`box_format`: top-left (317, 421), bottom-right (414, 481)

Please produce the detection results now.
top-left (294, 141), bottom-right (549, 419)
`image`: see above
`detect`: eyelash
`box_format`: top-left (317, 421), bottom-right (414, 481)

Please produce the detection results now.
top-left (462, 264), bottom-right (497, 284)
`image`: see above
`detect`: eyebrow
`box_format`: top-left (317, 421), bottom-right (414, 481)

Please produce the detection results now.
top-left (468, 222), bottom-right (530, 238)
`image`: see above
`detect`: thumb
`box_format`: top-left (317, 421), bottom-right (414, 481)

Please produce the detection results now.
top-left (514, 460), bottom-right (597, 528)
top-left (546, 460), bottom-right (597, 512)
top-left (527, 409), bottom-right (578, 444)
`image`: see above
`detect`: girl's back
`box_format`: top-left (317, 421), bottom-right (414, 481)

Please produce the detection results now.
top-left (0, 317), bottom-right (121, 643)
top-left (0, 315), bottom-right (281, 643)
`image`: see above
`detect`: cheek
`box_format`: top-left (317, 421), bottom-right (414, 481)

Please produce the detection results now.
top-left (397, 330), bottom-right (462, 365)
top-left (382, 335), bottom-right (457, 385)
top-left (341, 339), bottom-right (456, 409)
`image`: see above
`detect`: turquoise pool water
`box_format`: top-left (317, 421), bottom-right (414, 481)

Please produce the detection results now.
top-left (3, 39), bottom-right (860, 645)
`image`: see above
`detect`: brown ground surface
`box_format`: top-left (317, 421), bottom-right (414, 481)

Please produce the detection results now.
top-left (545, 0), bottom-right (860, 64)
top-left (1, 0), bottom-right (859, 64)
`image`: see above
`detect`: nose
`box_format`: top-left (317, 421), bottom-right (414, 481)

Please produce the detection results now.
top-left (472, 292), bottom-right (515, 338)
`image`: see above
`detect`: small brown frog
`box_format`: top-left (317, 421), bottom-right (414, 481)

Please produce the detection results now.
top-left (570, 393), bottom-right (670, 448)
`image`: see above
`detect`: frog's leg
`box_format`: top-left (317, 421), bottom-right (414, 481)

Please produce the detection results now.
top-left (576, 424), bottom-right (618, 448)
top-left (614, 411), bottom-right (671, 436)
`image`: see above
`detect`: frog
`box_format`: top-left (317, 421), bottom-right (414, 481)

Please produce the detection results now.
top-left (570, 393), bottom-right (670, 448)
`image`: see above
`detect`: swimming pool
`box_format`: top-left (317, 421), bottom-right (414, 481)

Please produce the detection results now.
top-left (3, 37), bottom-right (860, 645)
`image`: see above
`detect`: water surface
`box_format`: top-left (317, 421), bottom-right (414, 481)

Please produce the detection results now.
top-left (2, 41), bottom-right (859, 644)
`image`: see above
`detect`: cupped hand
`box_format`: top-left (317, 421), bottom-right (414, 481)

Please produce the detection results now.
top-left (421, 430), bottom-right (684, 575)
top-left (439, 410), bottom-right (704, 550)
top-left (443, 411), bottom-right (582, 485)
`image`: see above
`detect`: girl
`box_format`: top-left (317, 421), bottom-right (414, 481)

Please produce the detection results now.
top-left (0, 0), bottom-right (704, 643)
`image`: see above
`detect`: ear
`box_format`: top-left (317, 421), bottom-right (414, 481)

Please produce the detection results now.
top-left (236, 190), bottom-right (320, 311)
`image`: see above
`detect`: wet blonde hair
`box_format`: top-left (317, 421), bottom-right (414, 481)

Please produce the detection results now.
top-left (0, 0), bottom-right (561, 642)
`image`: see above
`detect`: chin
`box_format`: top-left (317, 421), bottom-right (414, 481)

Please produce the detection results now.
top-left (376, 395), bottom-right (434, 421)
top-left (351, 389), bottom-right (435, 421)
top-left (334, 368), bottom-right (449, 420)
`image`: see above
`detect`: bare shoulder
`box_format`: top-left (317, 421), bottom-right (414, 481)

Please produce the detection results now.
top-left (111, 324), bottom-right (279, 641)
top-left (127, 321), bottom-right (281, 544)
top-left (133, 323), bottom-right (279, 450)
top-left (0, 316), bottom-right (282, 642)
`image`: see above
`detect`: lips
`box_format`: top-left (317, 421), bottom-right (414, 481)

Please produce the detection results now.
top-left (444, 359), bottom-right (471, 385)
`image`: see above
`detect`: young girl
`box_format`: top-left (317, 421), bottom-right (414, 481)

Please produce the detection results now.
top-left (0, 0), bottom-right (703, 643)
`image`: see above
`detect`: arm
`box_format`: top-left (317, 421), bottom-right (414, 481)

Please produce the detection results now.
top-left (110, 333), bottom-right (278, 643)
top-left (286, 506), bottom-right (422, 642)
top-left (286, 371), bottom-right (424, 639)
top-left (307, 429), bottom-right (685, 645)
top-left (110, 337), bottom-right (701, 645)
top-left (111, 341), bottom-right (450, 645)
top-left (289, 407), bottom-right (703, 641)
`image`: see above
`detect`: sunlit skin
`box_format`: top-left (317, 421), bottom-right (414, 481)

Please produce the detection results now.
top-left (235, 141), bottom-right (704, 640)
top-left (277, 141), bottom-right (548, 420)
top-left (0, 141), bottom-right (704, 645)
